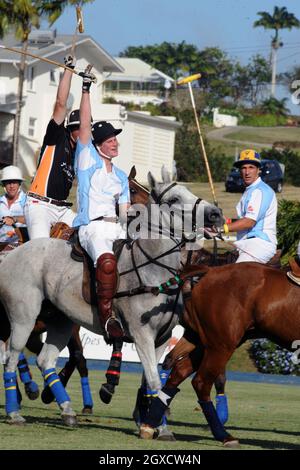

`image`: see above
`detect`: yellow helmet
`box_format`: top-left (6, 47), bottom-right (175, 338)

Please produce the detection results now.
top-left (234, 149), bottom-right (261, 168)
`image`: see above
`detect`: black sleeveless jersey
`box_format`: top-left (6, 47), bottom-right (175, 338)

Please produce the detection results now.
top-left (29, 119), bottom-right (75, 200)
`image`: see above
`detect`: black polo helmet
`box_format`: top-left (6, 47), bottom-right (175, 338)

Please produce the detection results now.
top-left (92, 121), bottom-right (122, 145)
top-left (66, 109), bottom-right (93, 129)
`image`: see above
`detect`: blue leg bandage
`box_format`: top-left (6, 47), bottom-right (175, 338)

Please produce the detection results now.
top-left (81, 377), bottom-right (93, 408)
top-left (4, 371), bottom-right (20, 414)
top-left (144, 386), bottom-right (179, 428)
top-left (216, 394), bottom-right (228, 425)
top-left (43, 368), bottom-right (70, 405)
top-left (159, 368), bottom-right (172, 425)
top-left (199, 400), bottom-right (231, 442)
top-left (17, 353), bottom-right (32, 384)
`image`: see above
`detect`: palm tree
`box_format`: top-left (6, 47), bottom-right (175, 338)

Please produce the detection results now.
top-left (260, 96), bottom-right (289, 116)
top-left (254, 6), bottom-right (300, 97)
top-left (0, 0), bottom-right (94, 167)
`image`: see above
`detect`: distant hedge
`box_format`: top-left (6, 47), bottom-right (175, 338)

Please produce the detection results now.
top-left (242, 113), bottom-right (287, 127)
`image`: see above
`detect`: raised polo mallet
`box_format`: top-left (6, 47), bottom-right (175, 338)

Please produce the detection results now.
top-left (71, 4), bottom-right (85, 55)
top-left (76, 5), bottom-right (85, 33)
top-left (0, 45), bottom-right (97, 83)
top-left (177, 73), bottom-right (218, 206)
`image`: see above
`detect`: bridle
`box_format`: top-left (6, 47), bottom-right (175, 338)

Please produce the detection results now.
top-left (116, 182), bottom-right (203, 297)
top-left (150, 182), bottom-right (203, 234)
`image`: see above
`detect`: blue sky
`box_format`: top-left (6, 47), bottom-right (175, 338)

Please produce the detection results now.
top-left (50, 0), bottom-right (300, 111)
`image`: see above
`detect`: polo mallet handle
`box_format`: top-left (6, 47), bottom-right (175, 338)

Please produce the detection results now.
top-left (177, 73), bottom-right (218, 206)
top-left (76, 6), bottom-right (84, 33)
top-left (71, 5), bottom-right (84, 56)
top-left (0, 45), bottom-right (97, 83)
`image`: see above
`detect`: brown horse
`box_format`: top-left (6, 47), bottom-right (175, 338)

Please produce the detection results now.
top-left (140, 261), bottom-right (300, 446)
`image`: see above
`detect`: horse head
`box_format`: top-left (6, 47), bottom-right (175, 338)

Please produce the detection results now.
top-left (146, 169), bottom-right (224, 240)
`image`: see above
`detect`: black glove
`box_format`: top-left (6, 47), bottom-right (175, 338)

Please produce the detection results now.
top-left (64, 55), bottom-right (76, 70)
top-left (79, 70), bottom-right (96, 93)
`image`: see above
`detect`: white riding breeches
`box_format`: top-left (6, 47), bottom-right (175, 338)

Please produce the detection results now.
top-left (78, 220), bottom-right (126, 265)
top-left (24, 196), bottom-right (76, 239)
top-left (234, 237), bottom-right (276, 264)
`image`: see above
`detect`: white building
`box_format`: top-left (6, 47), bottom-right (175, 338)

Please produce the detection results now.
top-left (0, 32), bottom-right (179, 182)
top-left (103, 57), bottom-right (174, 106)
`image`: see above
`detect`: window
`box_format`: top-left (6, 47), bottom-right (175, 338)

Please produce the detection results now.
top-left (104, 81), bottom-right (118, 92)
top-left (28, 117), bottom-right (36, 137)
top-left (119, 81), bottom-right (132, 91)
top-left (27, 67), bottom-right (35, 91)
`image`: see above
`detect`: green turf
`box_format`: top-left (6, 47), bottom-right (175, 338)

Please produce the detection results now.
top-left (224, 127), bottom-right (300, 146)
top-left (0, 366), bottom-right (299, 450)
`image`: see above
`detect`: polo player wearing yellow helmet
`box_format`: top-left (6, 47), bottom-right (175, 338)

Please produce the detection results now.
top-left (223, 149), bottom-right (277, 263)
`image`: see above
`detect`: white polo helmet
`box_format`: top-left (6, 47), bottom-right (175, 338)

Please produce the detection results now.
top-left (0, 165), bottom-right (24, 182)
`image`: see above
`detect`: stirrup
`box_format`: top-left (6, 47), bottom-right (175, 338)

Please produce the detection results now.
top-left (105, 317), bottom-right (124, 337)
top-left (287, 271), bottom-right (300, 286)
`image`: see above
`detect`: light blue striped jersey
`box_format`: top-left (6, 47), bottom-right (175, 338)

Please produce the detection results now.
top-left (73, 139), bottom-right (130, 227)
top-left (236, 177), bottom-right (277, 244)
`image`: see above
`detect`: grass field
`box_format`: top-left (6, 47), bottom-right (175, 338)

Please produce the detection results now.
top-left (0, 367), bottom-right (299, 450)
top-left (225, 127), bottom-right (300, 146)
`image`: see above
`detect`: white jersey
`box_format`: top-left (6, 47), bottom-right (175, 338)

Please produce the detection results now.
top-left (235, 177), bottom-right (277, 246)
top-left (73, 139), bottom-right (130, 227)
top-left (0, 190), bottom-right (26, 243)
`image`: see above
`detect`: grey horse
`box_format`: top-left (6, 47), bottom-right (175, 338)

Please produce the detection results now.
top-left (0, 169), bottom-right (223, 426)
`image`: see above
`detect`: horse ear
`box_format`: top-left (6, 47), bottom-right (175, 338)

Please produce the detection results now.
top-left (128, 165), bottom-right (136, 180)
top-left (147, 171), bottom-right (156, 189)
top-left (161, 164), bottom-right (171, 183)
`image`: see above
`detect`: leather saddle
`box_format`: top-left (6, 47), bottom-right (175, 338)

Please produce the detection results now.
top-left (70, 231), bottom-right (128, 305)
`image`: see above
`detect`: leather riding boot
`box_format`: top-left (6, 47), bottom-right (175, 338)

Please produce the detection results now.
top-left (95, 253), bottom-right (124, 338)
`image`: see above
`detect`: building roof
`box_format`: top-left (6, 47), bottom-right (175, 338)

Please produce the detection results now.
top-left (0, 31), bottom-right (123, 73)
top-left (110, 57), bottom-right (174, 84)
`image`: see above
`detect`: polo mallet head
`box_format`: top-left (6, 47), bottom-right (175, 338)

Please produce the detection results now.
top-left (76, 6), bottom-right (84, 33)
top-left (177, 73), bottom-right (201, 86)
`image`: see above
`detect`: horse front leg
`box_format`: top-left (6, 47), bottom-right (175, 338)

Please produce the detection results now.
top-left (37, 320), bottom-right (77, 427)
top-left (17, 352), bottom-right (39, 400)
top-left (140, 345), bottom-right (201, 439)
top-left (192, 348), bottom-right (239, 447)
top-left (131, 342), bottom-right (176, 441)
top-left (100, 338), bottom-right (123, 406)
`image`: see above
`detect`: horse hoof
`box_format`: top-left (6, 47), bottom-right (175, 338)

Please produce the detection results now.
top-left (62, 414), bottom-right (77, 427)
top-left (223, 437), bottom-right (240, 448)
top-left (156, 426), bottom-right (176, 441)
top-left (99, 383), bottom-right (114, 404)
top-left (25, 383), bottom-right (39, 401)
top-left (82, 406), bottom-right (93, 415)
top-left (41, 386), bottom-right (54, 405)
top-left (139, 424), bottom-right (155, 440)
top-left (6, 412), bottom-right (26, 425)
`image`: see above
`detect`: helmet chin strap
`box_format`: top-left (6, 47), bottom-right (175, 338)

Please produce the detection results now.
top-left (97, 146), bottom-right (113, 161)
